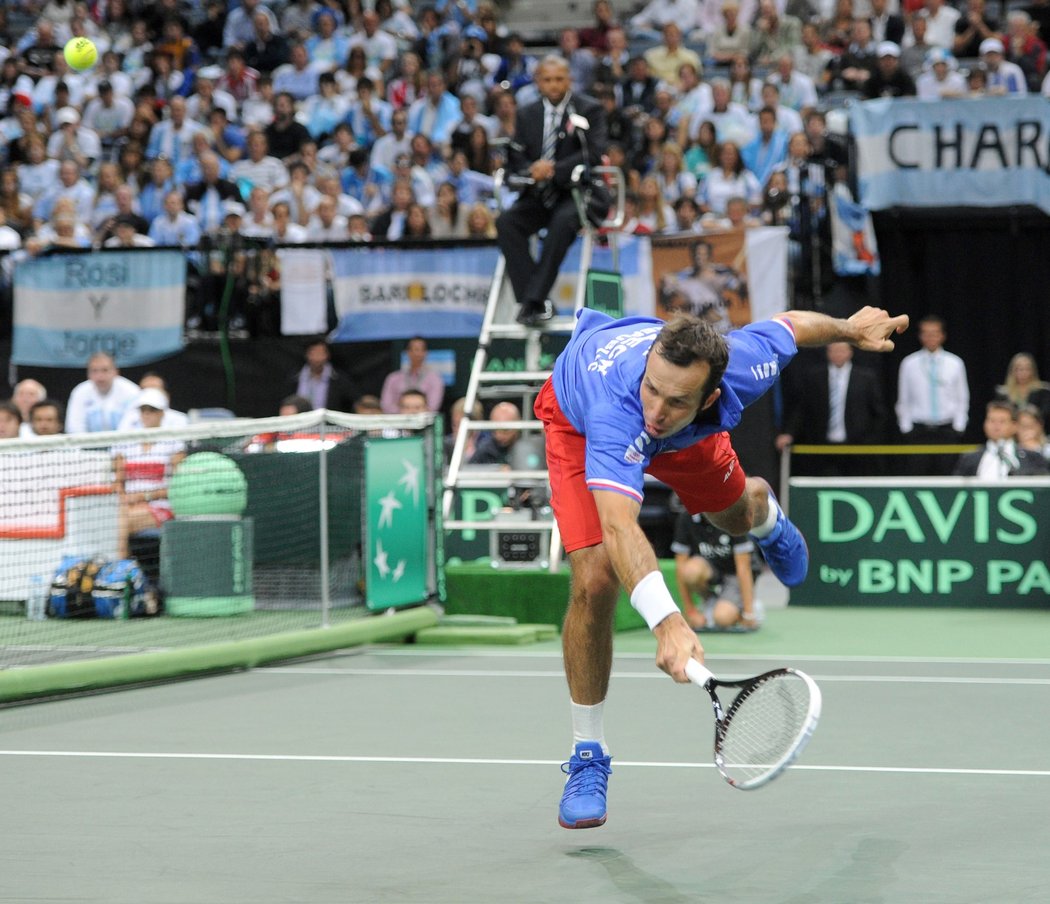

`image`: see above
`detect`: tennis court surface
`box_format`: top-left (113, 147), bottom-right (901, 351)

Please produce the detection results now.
top-left (2, 606), bottom-right (1048, 904)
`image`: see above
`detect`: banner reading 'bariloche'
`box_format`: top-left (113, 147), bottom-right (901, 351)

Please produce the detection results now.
top-left (13, 249), bottom-right (186, 367)
top-left (852, 96), bottom-right (1050, 213)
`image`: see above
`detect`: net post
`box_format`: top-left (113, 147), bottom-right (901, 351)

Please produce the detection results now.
top-left (318, 413), bottom-right (331, 627)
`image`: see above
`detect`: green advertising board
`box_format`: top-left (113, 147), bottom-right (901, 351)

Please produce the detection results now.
top-left (789, 478), bottom-right (1050, 607)
top-left (364, 436), bottom-right (429, 610)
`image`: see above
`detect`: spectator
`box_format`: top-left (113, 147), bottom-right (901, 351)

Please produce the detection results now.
top-left (727, 53), bottom-right (761, 110)
top-left (672, 195), bottom-right (702, 233)
top-left (644, 23), bottom-right (702, 87)
top-left (795, 21), bottom-right (835, 87)
top-left (244, 7), bottom-right (291, 74)
top-left (687, 78), bottom-right (752, 148)
top-left (757, 82), bottom-right (803, 135)
top-left (381, 336), bottom-right (445, 414)
top-left (0, 168), bottom-right (33, 236)
top-left (700, 141), bottom-right (761, 216)
top-left (636, 174), bottom-right (675, 232)
top-left (230, 131), bottom-right (290, 194)
top-left (27, 197), bottom-right (93, 252)
top-left (430, 182), bottom-right (469, 238)
top-left (349, 10), bottom-right (399, 78)
top-left (980, 37), bottom-right (1029, 95)
top-left (185, 67), bottom-right (238, 125)
top-left (0, 400), bottom-right (21, 440)
top-left (672, 510), bottom-right (762, 630)
top-left (263, 91), bottom-right (311, 162)
top-left (370, 108), bottom-right (413, 174)
top-left (901, 13), bottom-right (935, 81)
top-left (469, 401), bottom-right (523, 465)
top-left (741, 108), bottom-right (789, 190)
top-left (136, 155), bottom-right (175, 224)
top-left (953, 0), bottom-right (998, 59)
top-left (269, 162), bottom-right (322, 227)
top-left (184, 151), bottom-right (241, 234)
top-left (371, 179), bottom-right (416, 240)
top-left (767, 53), bottom-right (818, 114)
top-left (954, 400), bottom-right (1049, 477)
top-left (225, 0), bottom-right (279, 51)
top-left (916, 48), bottom-right (967, 99)
top-left (103, 211), bottom-right (155, 247)
top-left (464, 201), bottom-right (497, 238)
top-left (305, 9), bottom-right (350, 72)
top-left (777, 341), bottom-right (888, 476)
top-left (29, 399), bottom-right (65, 436)
top-left (281, 0), bottom-right (323, 43)
top-left (749, 0), bottom-right (803, 68)
top-left (708, 2), bottom-right (752, 67)
top-left (896, 314), bottom-right (969, 475)
top-left (863, 42), bottom-right (917, 98)
top-left (65, 352), bottom-right (140, 434)
top-left (348, 76), bottom-right (393, 150)
top-left (270, 200), bottom-right (308, 243)
top-left (397, 388), bottom-right (430, 414)
top-left (273, 43), bottom-right (320, 102)
top-left (407, 71), bottom-right (462, 151)
top-left (278, 394), bottom-right (312, 416)
top-left (288, 339), bottom-right (357, 412)
top-left (216, 49), bottom-right (260, 107)
top-left (239, 186), bottom-right (275, 239)
top-left (592, 26), bottom-right (631, 92)
top-left (112, 387), bottom-right (187, 558)
top-left (925, 0), bottom-right (962, 50)
top-left (826, 17), bottom-right (879, 93)
top-left (620, 55), bottom-right (659, 122)
top-left (96, 184), bottom-right (150, 245)
top-left (149, 190), bottom-right (201, 247)
top-left (387, 51), bottom-right (425, 109)
top-left (81, 81), bottom-right (135, 157)
top-left (654, 142), bottom-right (697, 204)
top-left (117, 374), bottom-right (189, 429)
top-left (304, 194), bottom-right (348, 241)
top-left (994, 352), bottom-right (1050, 426)
top-left (1016, 405), bottom-right (1050, 459)
top-left (401, 201), bottom-right (432, 239)
top-left (579, 0), bottom-right (620, 53)
top-left (1004, 11), bottom-right (1047, 92)
top-left (301, 71), bottom-right (352, 141)
top-left (12, 379), bottom-right (47, 438)
top-left (630, 0), bottom-right (700, 41)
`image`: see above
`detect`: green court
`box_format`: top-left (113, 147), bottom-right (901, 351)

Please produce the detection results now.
top-left (2, 606), bottom-right (1048, 904)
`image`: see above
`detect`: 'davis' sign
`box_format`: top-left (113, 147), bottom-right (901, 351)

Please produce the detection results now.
top-left (851, 97), bottom-right (1050, 214)
top-left (789, 480), bottom-right (1050, 607)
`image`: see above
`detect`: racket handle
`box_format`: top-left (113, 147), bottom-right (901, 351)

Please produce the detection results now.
top-left (685, 659), bottom-right (715, 688)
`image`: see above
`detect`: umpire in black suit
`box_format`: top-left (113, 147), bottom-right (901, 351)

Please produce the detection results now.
top-left (777, 342), bottom-right (888, 477)
top-left (496, 55), bottom-right (608, 326)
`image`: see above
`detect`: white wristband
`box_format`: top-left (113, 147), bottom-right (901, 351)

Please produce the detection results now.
top-left (629, 571), bottom-right (680, 631)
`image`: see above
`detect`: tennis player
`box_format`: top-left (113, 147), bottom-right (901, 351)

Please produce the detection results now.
top-left (537, 304), bottom-right (908, 829)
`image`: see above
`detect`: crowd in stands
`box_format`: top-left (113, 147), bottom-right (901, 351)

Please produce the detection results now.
top-left (2, 0), bottom-right (1048, 283)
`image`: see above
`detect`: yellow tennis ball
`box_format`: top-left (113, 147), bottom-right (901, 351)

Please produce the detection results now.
top-left (63, 37), bottom-right (98, 72)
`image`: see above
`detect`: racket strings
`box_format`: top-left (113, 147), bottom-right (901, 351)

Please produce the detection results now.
top-left (719, 677), bottom-right (812, 783)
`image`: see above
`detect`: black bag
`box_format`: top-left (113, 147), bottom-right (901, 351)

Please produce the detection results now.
top-left (582, 177), bottom-right (613, 228)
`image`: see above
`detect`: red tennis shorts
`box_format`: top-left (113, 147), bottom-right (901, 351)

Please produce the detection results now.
top-left (535, 379), bottom-right (747, 553)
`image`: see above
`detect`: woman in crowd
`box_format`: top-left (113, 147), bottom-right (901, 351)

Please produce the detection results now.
top-left (996, 353), bottom-right (1050, 426)
top-left (700, 140), bottom-right (762, 216)
top-left (1016, 406), bottom-right (1050, 459)
top-left (654, 142), bottom-right (697, 205)
top-left (636, 174), bottom-right (675, 233)
top-left (464, 202), bottom-right (497, 239)
top-left (430, 181), bottom-right (469, 238)
top-left (683, 119), bottom-right (718, 183)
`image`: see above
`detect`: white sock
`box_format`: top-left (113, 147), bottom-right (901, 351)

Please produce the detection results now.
top-left (570, 701), bottom-right (609, 755)
top-left (750, 493), bottom-right (780, 539)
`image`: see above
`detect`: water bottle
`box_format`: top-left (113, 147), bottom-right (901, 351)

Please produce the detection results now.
top-left (26, 573), bottom-right (48, 622)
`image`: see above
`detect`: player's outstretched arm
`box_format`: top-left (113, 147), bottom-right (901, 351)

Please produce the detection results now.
top-left (777, 307), bottom-right (910, 352)
top-left (594, 490), bottom-right (704, 682)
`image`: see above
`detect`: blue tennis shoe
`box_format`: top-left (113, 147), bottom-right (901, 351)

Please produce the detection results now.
top-left (558, 741), bottom-right (612, 829)
top-left (753, 504), bottom-right (809, 588)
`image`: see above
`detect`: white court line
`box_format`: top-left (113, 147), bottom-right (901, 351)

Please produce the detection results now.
top-left (357, 649), bottom-right (1050, 666)
top-left (0, 749), bottom-right (1048, 778)
top-left (254, 667), bottom-right (1050, 686)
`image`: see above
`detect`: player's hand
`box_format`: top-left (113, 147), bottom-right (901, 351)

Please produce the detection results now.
top-left (653, 612), bottom-right (704, 683)
top-left (847, 305), bottom-right (909, 352)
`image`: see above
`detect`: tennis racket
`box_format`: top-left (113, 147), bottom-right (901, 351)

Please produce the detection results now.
top-left (685, 659), bottom-right (821, 791)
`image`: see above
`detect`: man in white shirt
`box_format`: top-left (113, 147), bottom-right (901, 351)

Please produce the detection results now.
top-left (953, 401), bottom-right (1049, 477)
top-left (630, 0), bottom-right (700, 41)
top-left (65, 353), bottom-right (140, 434)
top-left (230, 131), bottom-right (291, 194)
top-left (370, 108), bottom-right (413, 174)
top-left (979, 37), bottom-right (1028, 95)
top-left (304, 195), bottom-right (348, 242)
top-left (896, 314), bottom-right (969, 475)
top-left (12, 379), bottom-right (47, 437)
top-left (923, 0), bottom-right (962, 49)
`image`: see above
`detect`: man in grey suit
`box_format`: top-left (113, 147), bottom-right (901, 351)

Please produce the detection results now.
top-left (496, 56), bottom-right (608, 327)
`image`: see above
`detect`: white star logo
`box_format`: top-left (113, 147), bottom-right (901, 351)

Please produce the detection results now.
top-left (377, 489), bottom-right (402, 529)
top-left (373, 540), bottom-right (391, 578)
top-left (398, 459), bottom-right (420, 507)
top-left (392, 560), bottom-right (406, 582)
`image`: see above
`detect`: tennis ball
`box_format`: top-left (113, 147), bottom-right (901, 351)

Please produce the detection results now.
top-left (63, 37), bottom-right (98, 72)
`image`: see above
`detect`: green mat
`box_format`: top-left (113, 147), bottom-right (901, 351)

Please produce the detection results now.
top-left (416, 623), bottom-right (560, 645)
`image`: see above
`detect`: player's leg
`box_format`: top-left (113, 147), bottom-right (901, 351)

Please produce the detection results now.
top-left (535, 381), bottom-right (615, 829)
top-left (648, 434), bottom-right (809, 587)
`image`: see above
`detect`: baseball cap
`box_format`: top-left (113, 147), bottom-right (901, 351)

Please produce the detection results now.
top-left (463, 24), bottom-right (487, 42)
top-left (877, 41), bottom-right (900, 58)
top-left (55, 106), bottom-right (80, 126)
top-left (980, 37), bottom-right (1004, 54)
top-left (223, 200), bottom-right (246, 218)
top-left (135, 387), bottom-right (169, 411)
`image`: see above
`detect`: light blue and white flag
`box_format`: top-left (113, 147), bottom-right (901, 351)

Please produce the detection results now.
top-left (851, 96), bottom-right (1050, 214)
top-left (13, 250), bottom-right (186, 367)
top-left (830, 186), bottom-right (880, 276)
top-left (329, 243), bottom-right (501, 342)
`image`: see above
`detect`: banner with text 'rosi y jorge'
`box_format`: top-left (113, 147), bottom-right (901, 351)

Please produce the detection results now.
top-left (364, 436), bottom-right (429, 610)
top-left (789, 480), bottom-right (1050, 607)
top-left (851, 97), bottom-right (1050, 214)
top-left (12, 250), bottom-right (186, 367)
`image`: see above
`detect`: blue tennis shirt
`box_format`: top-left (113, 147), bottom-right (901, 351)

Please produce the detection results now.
top-left (551, 309), bottom-right (798, 502)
